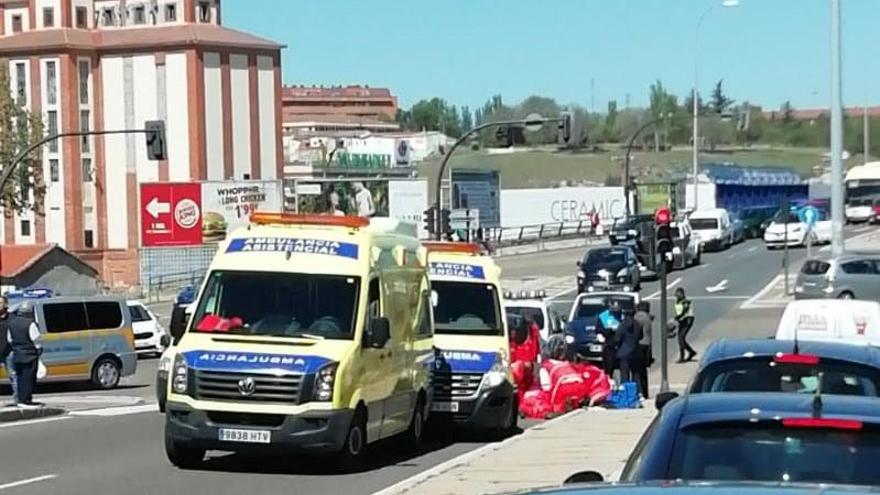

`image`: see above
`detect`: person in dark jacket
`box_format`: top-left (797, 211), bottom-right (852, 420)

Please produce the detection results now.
top-left (674, 287), bottom-right (697, 363)
top-left (632, 301), bottom-right (653, 398)
top-left (3, 302), bottom-right (42, 408)
top-left (0, 295), bottom-right (16, 405)
top-left (595, 301), bottom-right (623, 377)
top-left (613, 309), bottom-right (642, 385)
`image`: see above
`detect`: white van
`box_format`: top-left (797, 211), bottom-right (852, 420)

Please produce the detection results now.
top-left (688, 209), bottom-right (733, 251)
top-left (775, 300), bottom-right (880, 345)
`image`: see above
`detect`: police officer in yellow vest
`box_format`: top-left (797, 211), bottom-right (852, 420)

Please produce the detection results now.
top-left (673, 287), bottom-right (696, 363)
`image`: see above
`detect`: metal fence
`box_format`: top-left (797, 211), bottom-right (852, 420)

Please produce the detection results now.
top-left (484, 221), bottom-right (603, 246)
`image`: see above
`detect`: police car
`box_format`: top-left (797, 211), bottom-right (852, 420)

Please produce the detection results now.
top-left (503, 290), bottom-right (565, 345)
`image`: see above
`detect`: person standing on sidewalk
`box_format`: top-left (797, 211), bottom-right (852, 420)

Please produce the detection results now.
top-left (0, 295), bottom-right (17, 405)
top-left (613, 309), bottom-right (642, 385)
top-left (633, 301), bottom-right (653, 398)
top-left (5, 302), bottom-right (42, 408)
top-left (674, 288), bottom-right (697, 363)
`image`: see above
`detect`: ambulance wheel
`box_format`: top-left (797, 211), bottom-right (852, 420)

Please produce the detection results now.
top-left (339, 409), bottom-right (367, 470)
top-left (404, 395), bottom-right (427, 451)
top-left (165, 429), bottom-right (204, 469)
top-left (493, 399), bottom-right (518, 440)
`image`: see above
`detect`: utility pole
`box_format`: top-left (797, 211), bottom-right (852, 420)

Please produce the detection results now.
top-left (830, 0), bottom-right (845, 257)
top-left (864, 100), bottom-right (871, 165)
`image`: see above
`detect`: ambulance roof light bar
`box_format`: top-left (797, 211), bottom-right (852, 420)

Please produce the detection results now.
top-left (250, 212), bottom-right (370, 229)
top-left (503, 289), bottom-right (547, 300)
top-left (422, 241), bottom-right (482, 255)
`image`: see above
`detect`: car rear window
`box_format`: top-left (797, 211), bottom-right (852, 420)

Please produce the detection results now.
top-left (692, 358), bottom-right (880, 396)
top-left (801, 260), bottom-right (830, 275)
top-left (505, 306), bottom-right (544, 329)
top-left (669, 421), bottom-right (880, 485)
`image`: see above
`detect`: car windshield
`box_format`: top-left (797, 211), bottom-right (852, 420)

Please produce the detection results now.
top-left (573, 295), bottom-right (635, 320)
top-left (669, 421), bottom-right (880, 485)
top-left (849, 198), bottom-right (873, 207)
top-left (692, 358), bottom-right (880, 396)
top-left (128, 304), bottom-right (152, 323)
top-left (690, 218), bottom-right (719, 230)
top-left (432, 281), bottom-right (502, 336)
top-left (584, 249), bottom-right (627, 271)
top-left (773, 211), bottom-right (800, 224)
top-left (505, 305), bottom-right (544, 329)
top-left (190, 270), bottom-right (360, 340)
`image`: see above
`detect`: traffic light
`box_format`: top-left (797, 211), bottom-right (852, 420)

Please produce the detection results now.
top-left (424, 206), bottom-right (436, 235)
top-left (558, 111), bottom-right (573, 144)
top-left (144, 120), bottom-right (167, 161)
top-left (440, 208), bottom-right (451, 234)
top-left (655, 207), bottom-right (673, 256)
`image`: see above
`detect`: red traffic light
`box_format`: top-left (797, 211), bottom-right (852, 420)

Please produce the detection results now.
top-left (655, 207), bottom-right (671, 225)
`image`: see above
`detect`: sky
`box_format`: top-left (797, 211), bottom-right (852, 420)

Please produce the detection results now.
top-left (225, 0), bottom-right (879, 113)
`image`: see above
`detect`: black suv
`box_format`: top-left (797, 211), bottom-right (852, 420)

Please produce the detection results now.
top-left (577, 246), bottom-right (641, 293)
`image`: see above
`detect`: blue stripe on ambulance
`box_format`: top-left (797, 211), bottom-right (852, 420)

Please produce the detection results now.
top-left (183, 350), bottom-right (331, 374)
top-left (434, 349), bottom-right (497, 373)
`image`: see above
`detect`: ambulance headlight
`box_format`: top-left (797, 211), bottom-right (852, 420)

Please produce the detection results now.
top-left (314, 362), bottom-right (338, 402)
top-left (171, 354), bottom-right (188, 394)
top-left (481, 353), bottom-right (509, 390)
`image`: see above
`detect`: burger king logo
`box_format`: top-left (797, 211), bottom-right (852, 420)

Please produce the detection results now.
top-left (175, 199), bottom-right (201, 229)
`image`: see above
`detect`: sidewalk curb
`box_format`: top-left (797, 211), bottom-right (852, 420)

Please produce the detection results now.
top-left (372, 410), bottom-right (585, 495)
top-left (0, 406), bottom-right (66, 423)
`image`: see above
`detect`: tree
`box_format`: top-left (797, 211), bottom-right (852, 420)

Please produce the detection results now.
top-left (780, 101), bottom-right (795, 124)
top-left (710, 79), bottom-right (734, 114)
top-left (648, 80), bottom-right (676, 151)
top-left (0, 66), bottom-right (45, 216)
top-left (604, 101), bottom-right (619, 142)
top-left (473, 107), bottom-right (484, 127)
top-left (406, 98), bottom-right (463, 137)
top-left (460, 106), bottom-right (473, 132)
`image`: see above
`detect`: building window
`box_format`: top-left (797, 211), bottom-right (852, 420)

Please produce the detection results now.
top-left (47, 111), bottom-right (58, 152)
top-left (43, 8), bottom-right (54, 28)
top-left (82, 158), bottom-right (92, 182)
top-left (45, 61), bottom-right (57, 106)
top-left (14, 62), bottom-right (26, 104)
top-left (20, 220), bottom-right (31, 237)
top-left (102, 8), bottom-right (115, 27)
top-left (84, 230), bottom-right (94, 248)
top-left (198, 2), bottom-right (210, 23)
top-left (80, 110), bottom-right (91, 152)
top-left (78, 60), bottom-right (89, 104)
top-left (49, 159), bottom-right (59, 182)
top-left (75, 7), bottom-right (88, 28)
top-left (132, 5), bottom-right (145, 24)
top-left (11, 14), bottom-right (22, 33)
top-left (165, 3), bottom-right (177, 22)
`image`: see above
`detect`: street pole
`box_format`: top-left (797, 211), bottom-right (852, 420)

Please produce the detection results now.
top-left (783, 198), bottom-right (790, 296)
top-left (830, 0), bottom-right (845, 257)
top-left (658, 256), bottom-right (669, 394)
top-left (864, 100), bottom-right (870, 165)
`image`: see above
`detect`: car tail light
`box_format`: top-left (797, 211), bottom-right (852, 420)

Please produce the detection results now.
top-left (774, 353), bottom-right (819, 365)
top-left (874, 204), bottom-right (880, 215)
top-left (782, 418), bottom-right (863, 430)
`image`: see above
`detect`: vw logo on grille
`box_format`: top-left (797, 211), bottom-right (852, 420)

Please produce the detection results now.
top-left (461, 376), bottom-right (471, 387)
top-left (237, 377), bottom-right (256, 397)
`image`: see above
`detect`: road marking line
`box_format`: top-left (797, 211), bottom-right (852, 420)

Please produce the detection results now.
top-left (69, 403), bottom-right (158, 417)
top-left (748, 246), bottom-right (757, 252)
top-left (644, 277), bottom-right (682, 300)
top-left (739, 273), bottom-right (795, 309)
top-left (705, 280), bottom-right (728, 293)
top-left (372, 410), bottom-right (584, 495)
top-left (0, 415), bottom-right (69, 429)
top-left (0, 474), bottom-right (57, 491)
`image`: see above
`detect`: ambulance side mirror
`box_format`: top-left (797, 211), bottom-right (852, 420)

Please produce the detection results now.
top-left (564, 471), bottom-right (604, 484)
top-left (368, 317), bottom-right (391, 349)
top-left (160, 335), bottom-right (171, 348)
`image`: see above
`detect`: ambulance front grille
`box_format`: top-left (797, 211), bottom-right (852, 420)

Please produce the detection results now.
top-left (194, 370), bottom-right (303, 404)
top-left (431, 371), bottom-right (483, 401)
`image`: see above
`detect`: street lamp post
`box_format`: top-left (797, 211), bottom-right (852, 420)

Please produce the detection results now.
top-left (830, 0), bottom-right (845, 257)
top-left (692, 0), bottom-right (739, 212)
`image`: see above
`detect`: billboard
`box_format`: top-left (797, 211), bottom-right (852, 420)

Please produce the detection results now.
top-left (140, 180), bottom-right (282, 247)
top-left (388, 180), bottom-right (429, 238)
top-left (200, 180), bottom-right (283, 243)
top-left (499, 187), bottom-right (626, 227)
top-left (451, 169), bottom-right (500, 228)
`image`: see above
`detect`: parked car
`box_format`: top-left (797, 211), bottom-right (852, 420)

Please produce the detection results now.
top-left (608, 214), bottom-right (654, 246)
top-left (688, 209), bottom-right (733, 251)
top-left (738, 206), bottom-right (776, 239)
top-left (776, 299), bottom-right (880, 346)
top-left (577, 246), bottom-right (641, 293)
top-left (127, 300), bottom-right (168, 357)
top-left (795, 255), bottom-right (880, 301)
top-left (654, 339), bottom-right (880, 410)
top-left (846, 198), bottom-right (876, 224)
top-left (609, 393), bottom-right (880, 485)
top-left (730, 214), bottom-right (746, 244)
top-left (874, 199), bottom-right (880, 224)
top-left (512, 482), bottom-right (880, 495)
top-left (504, 289), bottom-right (566, 345)
top-left (564, 291), bottom-right (640, 364)
top-left (763, 209), bottom-right (832, 249)
top-left (669, 221), bottom-right (701, 270)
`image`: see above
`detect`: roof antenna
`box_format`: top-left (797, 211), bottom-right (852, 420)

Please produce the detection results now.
top-left (812, 371), bottom-right (824, 419)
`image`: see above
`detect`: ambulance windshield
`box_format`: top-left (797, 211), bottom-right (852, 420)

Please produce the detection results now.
top-left (431, 281), bottom-right (502, 336)
top-left (190, 270), bottom-right (360, 340)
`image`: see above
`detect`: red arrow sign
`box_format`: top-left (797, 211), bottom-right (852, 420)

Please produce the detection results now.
top-left (140, 183), bottom-right (203, 247)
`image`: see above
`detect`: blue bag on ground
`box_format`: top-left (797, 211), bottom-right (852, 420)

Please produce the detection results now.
top-left (607, 381), bottom-right (640, 409)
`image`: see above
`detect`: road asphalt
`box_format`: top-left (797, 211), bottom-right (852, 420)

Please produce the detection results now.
top-left (0, 225), bottom-right (874, 495)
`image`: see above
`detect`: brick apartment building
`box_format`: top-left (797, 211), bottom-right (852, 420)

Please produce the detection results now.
top-left (0, 0), bottom-right (283, 288)
top-left (282, 84), bottom-right (399, 134)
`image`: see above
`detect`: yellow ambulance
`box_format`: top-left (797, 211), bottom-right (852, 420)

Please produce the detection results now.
top-left (162, 213), bottom-right (434, 469)
top-left (424, 242), bottom-right (516, 435)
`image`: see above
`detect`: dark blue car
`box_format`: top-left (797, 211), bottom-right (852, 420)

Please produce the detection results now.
top-left (564, 292), bottom-right (638, 363)
top-left (511, 482), bottom-right (880, 495)
top-left (612, 393), bottom-right (880, 485)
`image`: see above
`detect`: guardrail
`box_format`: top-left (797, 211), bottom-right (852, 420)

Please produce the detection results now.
top-left (146, 270), bottom-right (204, 303)
top-left (484, 221), bottom-right (605, 246)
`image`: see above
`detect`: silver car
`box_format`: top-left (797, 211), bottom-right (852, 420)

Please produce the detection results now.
top-left (795, 254), bottom-right (880, 300)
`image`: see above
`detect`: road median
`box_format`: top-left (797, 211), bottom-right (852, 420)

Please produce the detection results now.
top-left (0, 405), bottom-right (66, 423)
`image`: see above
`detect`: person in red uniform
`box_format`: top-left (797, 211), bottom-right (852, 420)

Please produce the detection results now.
top-left (509, 316), bottom-right (540, 399)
